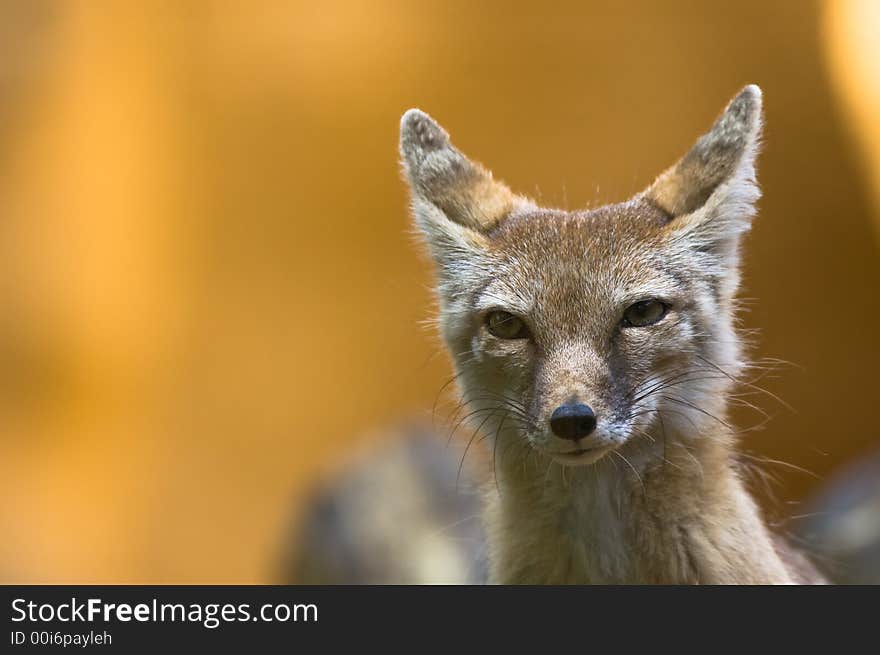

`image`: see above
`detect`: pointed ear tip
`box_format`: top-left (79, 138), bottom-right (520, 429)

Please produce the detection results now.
top-left (741, 83), bottom-right (762, 100)
top-left (399, 108), bottom-right (449, 153)
top-left (732, 84), bottom-right (763, 120)
top-left (400, 107), bottom-right (429, 131)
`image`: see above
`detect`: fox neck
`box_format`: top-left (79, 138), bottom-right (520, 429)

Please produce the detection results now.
top-left (484, 421), bottom-right (792, 584)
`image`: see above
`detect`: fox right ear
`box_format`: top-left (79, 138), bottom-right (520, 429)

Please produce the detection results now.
top-left (646, 85), bottom-right (763, 250)
top-left (648, 85), bottom-right (763, 218)
top-left (399, 109), bottom-right (533, 267)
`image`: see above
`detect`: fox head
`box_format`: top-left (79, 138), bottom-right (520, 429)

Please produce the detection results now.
top-left (401, 86), bottom-right (763, 468)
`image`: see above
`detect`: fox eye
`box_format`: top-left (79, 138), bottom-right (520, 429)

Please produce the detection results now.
top-left (485, 311), bottom-right (530, 339)
top-left (622, 299), bottom-right (668, 328)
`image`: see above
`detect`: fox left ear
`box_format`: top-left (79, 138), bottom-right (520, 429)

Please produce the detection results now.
top-left (399, 109), bottom-right (531, 233)
top-left (647, 85), bottom-right (763, 261)
top-left (399, 109), bottom-right (535, 278)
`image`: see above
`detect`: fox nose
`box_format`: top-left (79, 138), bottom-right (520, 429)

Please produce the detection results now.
top-left (549, 403), bottom-right (597, 441)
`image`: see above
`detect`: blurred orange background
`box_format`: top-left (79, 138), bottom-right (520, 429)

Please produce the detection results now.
top-left (1, 0), bottom-right (878, 583)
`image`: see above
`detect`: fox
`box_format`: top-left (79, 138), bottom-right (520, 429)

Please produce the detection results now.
top-left (399, 85), bottom-right (824, 584)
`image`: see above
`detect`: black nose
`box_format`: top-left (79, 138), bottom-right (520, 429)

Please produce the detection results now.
top-left (549, 403), bottom-right (597, 441)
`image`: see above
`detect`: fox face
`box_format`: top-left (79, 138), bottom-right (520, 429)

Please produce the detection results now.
top-left (401, 87), bottom-right (763, 468)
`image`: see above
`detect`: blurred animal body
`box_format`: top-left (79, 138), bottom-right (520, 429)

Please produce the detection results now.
top-left (400, 86), bottom-right (824, 583)
top-left (287, 428), bottom-right (487, 584)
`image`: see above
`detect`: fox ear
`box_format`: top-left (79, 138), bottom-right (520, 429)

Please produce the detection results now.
top-left (400, 109), bottom-right (532, 266)
top-left (647, 85), bottom-right (763, 255)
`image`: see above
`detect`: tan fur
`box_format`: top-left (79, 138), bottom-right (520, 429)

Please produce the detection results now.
top-left (485, 438), bottom-right (794, 584)
top-left (399, 108), bottom-right (533, 231)
top-left (400, 86), bottom-right (823, 584)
